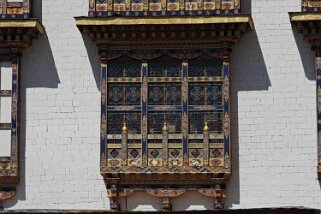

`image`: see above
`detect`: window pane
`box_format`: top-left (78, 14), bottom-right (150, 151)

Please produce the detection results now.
top-left (189, 112), bottom-right (222, 133)
top-left (149, 112), bottom-right (181, 134)
top-left (107, 112), bottom-right (141, 134)
top-left (148, 84), bottom-right (164, 105)
top-left (0, 130), bottom-right (11, 157)
top-left (0, 97), bottom-right (12, 123)
top-left (0, 62), bottom-right (12, 91)
top-left (108, 56), bottom-right (141, 77)
top-left (149, 84), bottom-right (181, 105)
top-left (149, 56), bottom-right (181, 77)
top-left (189, 84), bottom-right (205, 105)
top-left (207, 84), bottom-right (222, 105)
top-left (189, 56), bottom-right (222, 77)
top-left (108, 84), bottom-right (141, 106)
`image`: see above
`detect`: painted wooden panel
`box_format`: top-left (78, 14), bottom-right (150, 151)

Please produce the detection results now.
top-left (88, 0), bottom-right (240, 16)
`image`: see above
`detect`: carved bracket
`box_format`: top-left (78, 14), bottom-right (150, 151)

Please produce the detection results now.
top-left (0, 190), bottom-right (15, 209)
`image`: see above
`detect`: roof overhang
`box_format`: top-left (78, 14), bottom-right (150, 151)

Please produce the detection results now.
top-left (75, 15), bottom-right (253, 49)
top-left (0, 19), bottom-right (44, 50)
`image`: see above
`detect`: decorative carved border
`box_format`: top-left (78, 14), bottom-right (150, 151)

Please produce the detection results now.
top-left (88, 0), bottom-right (240, 17)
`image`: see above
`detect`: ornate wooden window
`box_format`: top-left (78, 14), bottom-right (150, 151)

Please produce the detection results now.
top-left (76, 0), bottom-right (252, 211)
top-left (105, 54), bottom-right (227, 170)
top-left (290, 0), bottom-right (321, 180)
top-left (0, 0), bottom-right (43, 207)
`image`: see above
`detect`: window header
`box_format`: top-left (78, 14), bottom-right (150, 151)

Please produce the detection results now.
top-left (88, 0), bottom-right (240, 17)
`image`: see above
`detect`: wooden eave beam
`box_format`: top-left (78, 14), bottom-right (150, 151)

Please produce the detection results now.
top-left (290, 12), bottom-right (321, 22)
top-left (75, 15), bottom-right (252, 49)
top-left (0, 19), bottom-right (44, 34)
top-left (75, 15), bottom-right (253, 29)
top-left (0, 19), bottom-right (44, 50)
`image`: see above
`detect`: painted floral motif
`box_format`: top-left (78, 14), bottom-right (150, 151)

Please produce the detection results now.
top-left (101, 113), bottom-right (107, 139)
top-left (222, 76), bottom-right (229, 102)
top-left (142, 76), bottom-right (148, 103)
top-left (182, 76), bottom-right (188, 103)
top-left (223, 112), bottom-right (229, 138)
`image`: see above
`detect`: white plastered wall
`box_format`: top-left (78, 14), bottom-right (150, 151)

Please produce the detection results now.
top-left (3, 0), bottom-right (321, 211)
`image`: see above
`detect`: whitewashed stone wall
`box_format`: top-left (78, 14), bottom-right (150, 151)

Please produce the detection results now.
top-left (3, 0), bottom-right (321, 211)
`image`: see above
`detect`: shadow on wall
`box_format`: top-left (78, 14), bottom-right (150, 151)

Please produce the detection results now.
top-left (120, 192), bottom-right (161, 211)
top-left (226, 12), bottom-right (271, 212)
top-left (291, 11), bottom-right (320, 190)
top-left (293, 29), bottom-right (316, 81)
top-left (82, 34), bottom-right (100, 90)
top-left (32, 0), bottom-right (42, 22)
top-left (171, 191), bottom-right (214, 211)
top-left (3, 1), bottom-right (60, 208)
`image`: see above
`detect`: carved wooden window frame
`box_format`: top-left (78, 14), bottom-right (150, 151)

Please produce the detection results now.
top-left (98, 49), bottom-right (231, 210)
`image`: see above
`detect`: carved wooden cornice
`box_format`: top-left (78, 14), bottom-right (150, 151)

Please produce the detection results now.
top-left (75, 15), bottom-right (253, 50)
top-left (0, 19), bottom-right (44, 50)
top-left (290, 12), bottom-right (321, 51)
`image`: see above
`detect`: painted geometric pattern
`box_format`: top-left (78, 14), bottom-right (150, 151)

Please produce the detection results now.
top-left (89, 0), bottom-right (240, 16)
top-left (0, 0), bottom-right (31, 19)
top-left (302, 0), bottom-right (321, 11)
top-left (103, 54), bottom-right (229, 174)
top-left (148, 149), bottom-right (162, 167)
top-left (107, 112), bottom-right (141, 134)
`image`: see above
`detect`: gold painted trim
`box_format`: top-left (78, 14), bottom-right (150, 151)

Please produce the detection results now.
top-left (188, 76), bottom-right (223, 82)
top-left (108, 77), bottom-right (142, 83)
top-left (168, 143), bottom-right (182, 149)
top-left (209, 133), bottom-right (224, 139)
top-left (0, 19), bottom-right (44, 34)
top-left (75, 15), bottom-right (253, 29)
top-left (107, 144), bottom-right (122, 149)
top-left (148, 143), bottom-right (162, 149)
top-left (209, 143), bottom-right (224, 149)
top-left (148, 77), bottom-right (182, 82)
top-left (128, 144), bottom-right (141, 149)
top-left (189, 143), bottom-right (204, 149)
top-left (290, 12), bottom-right (321, 22)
